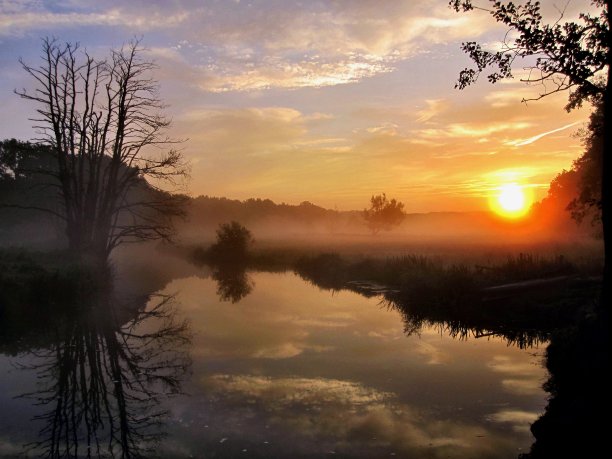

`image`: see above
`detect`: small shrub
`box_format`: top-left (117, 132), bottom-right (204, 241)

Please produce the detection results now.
top-left (208, 221), bottom-right (254, 263)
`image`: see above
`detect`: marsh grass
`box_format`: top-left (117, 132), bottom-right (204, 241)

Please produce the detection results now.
top-left (188, 240), bottom-right (601, 341)
top-left (292, 251), bottom-right (598, 289)
top-left (250, 249), bottom-right (601, 345)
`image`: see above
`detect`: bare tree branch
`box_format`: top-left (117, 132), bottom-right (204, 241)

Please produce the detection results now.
top-left (15, 38), bottom-right (189, 261)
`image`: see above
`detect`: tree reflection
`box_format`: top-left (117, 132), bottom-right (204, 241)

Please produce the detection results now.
top-left (520, 316), bottom-right (609, 458)
top-left (387, 297), bottom-right (549, 349)
top-left (212, 263), bottom-right (253, 303)
top-left (18, 290), bottom-right (191, 458)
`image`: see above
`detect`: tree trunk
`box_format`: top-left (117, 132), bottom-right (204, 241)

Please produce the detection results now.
top-left (602, 0), bottom-right (611, 323)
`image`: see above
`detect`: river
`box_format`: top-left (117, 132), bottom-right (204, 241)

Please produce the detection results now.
top-left (0, 270), bottom-right (547, 458)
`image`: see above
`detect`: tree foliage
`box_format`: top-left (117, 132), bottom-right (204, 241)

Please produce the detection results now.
top-left (534, 101), bottom-right (603, 231)
top-left (363, 193), bottom-right (406, 234)
top-left (449, 0), bottom-right (608, 110)
top-left (209, 221), bottom-right (254, 262)
top-left (450, 0), bottom-right (611, 304)
top-left (16, 38), bottom-right (188, 261)
top-left (0, 140), bottom-right (65, 245)
top-left (569, 100), bottom-right (604, 223)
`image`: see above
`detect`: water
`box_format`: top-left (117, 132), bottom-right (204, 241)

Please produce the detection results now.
top-left (0, 271), bottom-right (547, 458)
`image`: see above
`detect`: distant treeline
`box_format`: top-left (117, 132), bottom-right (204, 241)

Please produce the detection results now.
top-left (179, 196), bottom-right (359, 239)
top-left (2, 138), bottom-right (600, 251)
top-left (177, 195), bottom-right (520, 244)
top-left (0, 139), bottom-right (184, 251)
top-left (187, 196), bottom-right (353, 227)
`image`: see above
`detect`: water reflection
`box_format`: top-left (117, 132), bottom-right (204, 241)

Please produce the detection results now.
top-left (10, 289), bottom-right (191, 458)
top-left (520, 316), bottom-right (609, 458)
top-left (387, 298), bottom-right (550, 350)
top-left (212, 263), bottom-right (253, 303)
top-left (162, 272), bottom-right (547, 458)
top-left (294, 268), bottom-right (550, 349)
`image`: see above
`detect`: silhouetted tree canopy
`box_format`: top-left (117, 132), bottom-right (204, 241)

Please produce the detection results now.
top-left (208, 221), bottom-right (254, 263)
top-left (0, 140), bottom-right (64, 246)
top-left (15, 38), bottom-right (188, 261)
top-left (449, 0), bottom-right (608, 109)
top-left (450, 0), bottom-right (610, 304)
top-left (537, 101), bottom-right (603, 231)
top-left (363, 193), bottom-right (406, 234)
top-left (569, 100), bottom-right (604, 224)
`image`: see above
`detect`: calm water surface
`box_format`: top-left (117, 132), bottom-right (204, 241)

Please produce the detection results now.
top-left (162, 271), bottom-right (547, 458)
top-left (0, 271), bottom-right (547, 458)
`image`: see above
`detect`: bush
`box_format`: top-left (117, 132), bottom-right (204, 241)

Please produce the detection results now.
top-left (208, 221), bottom-right (254, 263)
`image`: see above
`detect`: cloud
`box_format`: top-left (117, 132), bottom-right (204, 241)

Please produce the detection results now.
top-left (505, 122), bottom-right (581, 147)
top-left (136, 0), bottom-right (493, 91)
top-left (416, 99), bottom-right (449, 123)
top-left (171, 96), bottom-right (584, 210)
top-left (173, 271), bottom-right (408, 361)
top-left (0, 436), bottom-right (24, 457)
top-left (1, 0), bottom-right (492, 88)
top-left (203, 375), bottom-right (392, 407)
top-left (0, 6), bottom-right (188, 36)
top-left (198, 56), bottom-right (395, 92)
top-left (416, 121), bottom-right (532, 141)
top-left (415, 340), bottom-right (449, 365)
top-left (501, 378), bottom-right (543, 396)
top-left (178, 107), bottom-right (308, 155)
top-left (484, 87), bottom-right (539, 107)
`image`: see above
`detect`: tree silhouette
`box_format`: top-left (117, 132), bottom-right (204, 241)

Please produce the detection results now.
top-left (449, 0), bottom-right (610, 305)
top-left (0, 140), bottom-right (64, 244)
top-left (363, 193), bottom-right (406, 234)
top-left (208, 221), bottom-right (254, 263)
top-left (569, 101), bottom-right (604, 225)
top-left (533, 101), bottom-right (603, 232)
top-left (17, 291), bottom-right (191, 458)
top-left (212, 264), bottom-right (254, 303)
top-left (16, 38), bottom-right (188, 262)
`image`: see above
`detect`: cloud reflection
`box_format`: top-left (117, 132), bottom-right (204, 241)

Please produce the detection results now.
top-left (198, 373), bottom-right (519, 458)
top-left (488, 355), bottom-right (545, 396)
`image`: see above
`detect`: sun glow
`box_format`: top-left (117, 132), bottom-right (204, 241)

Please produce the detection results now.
top-left (490, 183), bottom-right (532, 219)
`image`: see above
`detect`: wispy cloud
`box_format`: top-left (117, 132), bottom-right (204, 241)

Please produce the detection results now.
top-left (0, 0), bottom-right (492, 90)
top-left (505, 122), bottom-right (580, 147)
top-left (131, 0), bottom-right (490, 91)
top-left (417, 121), bottom-right (532, 140)
top-left (198, 55), bottom-right (395, 92)
top-left (0, 7), bottom-right (188, 36)
top-left (416, 99), bottom-right (449, 123)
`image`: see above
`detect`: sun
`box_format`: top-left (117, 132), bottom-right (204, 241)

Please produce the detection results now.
top-left (489, 183), bottom-right (532, 219)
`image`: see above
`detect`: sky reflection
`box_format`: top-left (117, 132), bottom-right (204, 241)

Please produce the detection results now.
top-left (159, 271), bottom-right (546, 458)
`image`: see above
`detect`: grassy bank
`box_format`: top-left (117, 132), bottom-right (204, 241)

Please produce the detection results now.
top-left (188, 243), bottom-right (602, 344)
top-left (297, 252), bottom-right (600, 337)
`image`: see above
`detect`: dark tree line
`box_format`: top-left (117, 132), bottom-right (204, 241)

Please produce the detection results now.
top-left (0, 140), bottom-right (63, 245)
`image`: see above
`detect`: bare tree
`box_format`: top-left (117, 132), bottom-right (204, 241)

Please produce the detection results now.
top-left (16, 38), bottom-right (188, 261)
top-left (19, 292), bottom-right (191, 459)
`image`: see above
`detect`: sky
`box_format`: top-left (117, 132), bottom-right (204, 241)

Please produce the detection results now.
top-left (0, 0), bottom-right (599, 212)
